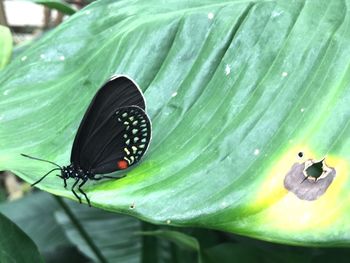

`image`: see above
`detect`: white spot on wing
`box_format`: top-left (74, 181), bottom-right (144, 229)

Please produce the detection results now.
top-left (282, 72), bottom-right (288, 77)
top-left (254, 149), bottom-right (260, 155)
top-left (171, 92), bottom-right (178, 97)
top-left (208, 12), bottom-right (214, 20)
top-left (124, 148), bottom-right (130, 155)
top-left (21, 56), bottom-right (27, 61)
top-left (59, 55), bottom-right (65, 61)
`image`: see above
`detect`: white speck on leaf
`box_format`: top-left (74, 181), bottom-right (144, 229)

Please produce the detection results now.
top-left (3, 90), bottom-right (9, 96)
top-left (40, 54), bottom-right (45, 59)
top-left (59, 56), bottom-right (65, 61)
top-left (171, 92), bottom-right (178, 97)
top-left (85, 10), bottom-right (91, 15)
top-left (166, 219), bottom-right (171, 224)
top-left (208, 12), bottom-right (214, 20)
top-left (300, 108), bottom-right (305, 112)
top-left (254, 149), bottom-right (260, 155)
top-left (225, 64), bottom-right (231, 75)
top-left (21, 56), bottom-right (27, 61)
top-left (282, 72), bottom-right (288, 77)
top-left (271, 11), bottom-right (283, 18)
top-left (220, 201), bottom-right (228, 208)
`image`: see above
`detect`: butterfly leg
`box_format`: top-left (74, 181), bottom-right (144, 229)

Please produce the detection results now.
top-left (92, 174), bottom-right (126, 181)
top-left (56, 175), bottom-right (67, 188)
top-left (71, 179), bottom-right (82, 203)
top-left (78, 179), bottom-right (91, 207)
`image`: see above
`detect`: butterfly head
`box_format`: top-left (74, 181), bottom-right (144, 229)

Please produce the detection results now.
top-left (61, 164), bottom-right (74, 179)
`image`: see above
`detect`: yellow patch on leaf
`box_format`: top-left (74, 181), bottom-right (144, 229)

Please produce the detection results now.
top-left (253, 145), bottom-right (349, 231)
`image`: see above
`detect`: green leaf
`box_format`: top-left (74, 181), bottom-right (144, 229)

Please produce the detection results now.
top-left (0, 0), bottom-right (349, 246)
top-left (202, 243), bottom-right (309, 263)
top-left (0, 25), bottom-right (12, 69)
top-left (139, 222), bottom-right (197, 263)
top-left (0, 192), bottom-right (190, 262)
top-left (55, 200), bottom-right (142, 262)
top-left (0, 192), bottom-right (71, 253)
top-left (0, 212), bottom-right (43, 263)
top-left (138, 230), bottom-right (200, 252)
top-left (31, 0), bottom-right (76, 15)
top-left (43, 246), bottom-right (92, 263)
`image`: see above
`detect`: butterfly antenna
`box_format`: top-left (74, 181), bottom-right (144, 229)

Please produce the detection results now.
top-left (31, 168), bottom-right (61, 186)
top-left (21, 153), bottom-right (62, 169)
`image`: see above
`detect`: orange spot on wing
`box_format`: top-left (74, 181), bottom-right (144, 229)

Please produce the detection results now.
top-left (117, 160), bottom-right (128, 170)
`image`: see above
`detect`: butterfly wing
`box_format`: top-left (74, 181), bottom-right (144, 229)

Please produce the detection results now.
top-left (71, 76), bottom-right (146, 167)
top-left (80, 106), bottom-right (151, 174)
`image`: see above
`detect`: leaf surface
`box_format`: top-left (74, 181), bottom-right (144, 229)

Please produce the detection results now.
top-left (0, 0), bottom-right (349, 245)
top-left (0, 212), bottom-right (43, 263)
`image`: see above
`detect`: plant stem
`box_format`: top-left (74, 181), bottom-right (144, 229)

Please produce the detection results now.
top-left (54, 196), bottom-right (107, 263)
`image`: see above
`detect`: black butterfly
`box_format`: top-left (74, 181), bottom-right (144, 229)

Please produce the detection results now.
top-left (22, 75), bottom-right (152, 206)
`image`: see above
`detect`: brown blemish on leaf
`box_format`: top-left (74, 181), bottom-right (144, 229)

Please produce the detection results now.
top-left (129, 202), bottom-right (136, 209)
top-left (284, 162), bottom-right (336, 201)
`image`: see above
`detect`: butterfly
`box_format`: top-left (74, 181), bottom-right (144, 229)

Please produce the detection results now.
top-left (22, 75), bottom-right (152, 206)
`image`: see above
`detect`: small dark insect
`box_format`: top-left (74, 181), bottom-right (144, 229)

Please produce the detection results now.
top-left (301, 159), bottom-right (325, 184)
top-left (297, 152), bottom-right (303, 158)
top-left (22, 75), bottom-right (152, 206)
